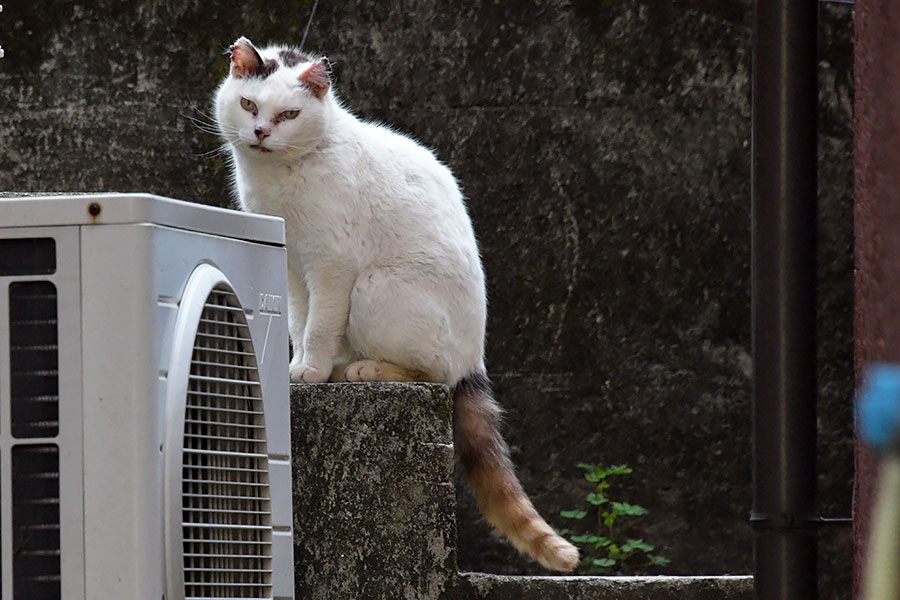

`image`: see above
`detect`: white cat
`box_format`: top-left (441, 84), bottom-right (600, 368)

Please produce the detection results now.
top-left (215, 36), bottom-right (578, 572)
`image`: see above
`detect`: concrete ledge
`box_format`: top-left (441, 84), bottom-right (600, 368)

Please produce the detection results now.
top-left (450, 574), bottom-right (753, 599)
top-left (290, 382), bottom-right (753, 599)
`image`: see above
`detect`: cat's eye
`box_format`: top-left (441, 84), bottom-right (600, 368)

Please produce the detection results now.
top-left (282, 109), bottom-right (300, 120)
top-left (240, 97), bottom-right (258, 114)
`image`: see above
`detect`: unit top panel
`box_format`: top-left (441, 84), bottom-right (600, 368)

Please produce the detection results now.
top-left (0, 193), bottom-right (284, 246)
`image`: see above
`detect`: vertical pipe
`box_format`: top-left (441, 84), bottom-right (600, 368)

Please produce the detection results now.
top-left (854, 2), bottom-right (900, 597)
top-left (751, 0), bottom-right (819, 599)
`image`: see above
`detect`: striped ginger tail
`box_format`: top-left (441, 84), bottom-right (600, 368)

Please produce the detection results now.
top-left (452, 372), bottom-right (579, 572)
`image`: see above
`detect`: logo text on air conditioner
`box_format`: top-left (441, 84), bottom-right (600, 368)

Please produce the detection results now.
top-left (259, 293), bottom-right (282, 316)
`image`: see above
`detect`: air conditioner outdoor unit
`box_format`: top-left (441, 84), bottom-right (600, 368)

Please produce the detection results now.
top-left (0, 193), bottom-right (294, 600)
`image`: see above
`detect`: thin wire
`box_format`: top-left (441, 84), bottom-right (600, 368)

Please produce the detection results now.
top-left (300, 0), bottom-right (320, 51)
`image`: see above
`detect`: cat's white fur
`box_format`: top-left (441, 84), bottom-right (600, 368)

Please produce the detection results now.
top-left (215, 42), bottom-right (485, 385)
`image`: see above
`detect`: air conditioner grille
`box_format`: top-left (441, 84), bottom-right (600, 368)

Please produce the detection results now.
top-left (12, 444), bottom-right (61, 600)
top-left (9, 281), bottom-right (59, 439)
top-left (182, 287), bottom-right (272, 600)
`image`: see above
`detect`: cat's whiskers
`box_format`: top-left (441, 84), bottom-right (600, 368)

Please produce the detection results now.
top-left (183, 102), bottom-right (240, 139)
top-left (185, 100), bottom-right (221, 125)
top-left (182, 103), bottom-right (249, 159)
top-left (195, 142), bottom-right (234, 159)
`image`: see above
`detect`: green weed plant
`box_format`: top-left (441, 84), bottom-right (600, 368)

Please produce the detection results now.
top-left (559, 463), bottom-right (670, 574)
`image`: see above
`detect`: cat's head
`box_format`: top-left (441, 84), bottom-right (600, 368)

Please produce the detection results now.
top-left (215, 37), bottom-right (333, 159)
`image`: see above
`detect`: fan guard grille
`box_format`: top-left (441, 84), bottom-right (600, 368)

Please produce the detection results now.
top-left (181, 286), bottom-right (273, 599)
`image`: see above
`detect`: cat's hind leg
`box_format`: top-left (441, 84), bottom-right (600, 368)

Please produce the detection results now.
top-left (343, 360), bottom-right (429, 382)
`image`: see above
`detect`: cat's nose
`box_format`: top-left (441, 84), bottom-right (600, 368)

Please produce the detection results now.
top-left (254, 126), bottom-right (271, 141)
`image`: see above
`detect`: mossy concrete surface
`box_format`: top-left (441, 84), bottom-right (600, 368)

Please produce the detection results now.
top-left (290, 382), bottom-right (457, 599)
top-left (290, 382), bottom-right (752, 599)
top-left (454, 574), bottom-right (753, 600)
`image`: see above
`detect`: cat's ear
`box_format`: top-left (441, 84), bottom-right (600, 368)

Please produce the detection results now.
top-left (229, 37), bottom-right (264, 79)
top-left (299, 58), bottom-right (331, 99)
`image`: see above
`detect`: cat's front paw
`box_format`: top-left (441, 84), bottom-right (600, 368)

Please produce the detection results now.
top-left (289, 361), bottom-right (332, 383)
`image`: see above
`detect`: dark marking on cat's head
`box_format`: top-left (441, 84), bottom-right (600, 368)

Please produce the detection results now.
top-left (229, 36), bottom-right (278, 79)
top-left (299, 57), bottom-right (332, 99)
top-left (258, 58), bottom-right (278, 78)
top-left (279, 49), bottom-right (305, 68)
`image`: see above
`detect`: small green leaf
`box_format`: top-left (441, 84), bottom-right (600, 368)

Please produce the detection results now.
top-left (570, 534), bottom-right (601, 544)
top-left (608, 464), bottom-right (633, 476)
top-left (612, 502), bottom-right (648, 516)
top-left (648, 554), bottom-right (670, 566)
top-left (622, 538), bottom-right (654, 553)
top-left (560, 509), bottom-right (587, 520)
top-left (592, 536), bottom-right (612, 550)
top-left (556, 528), bottom-right (570, 536)
top-left (586, 492), bottom-right (608, 505)
top-left (579, 463), bottom-right (606, 483)
top-left (593, 558), bottom-right (616, 568)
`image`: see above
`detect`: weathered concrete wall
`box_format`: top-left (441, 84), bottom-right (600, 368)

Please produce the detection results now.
top-left (290, 382), bottom-right (753, 599)
top-left (1, 1), bottom-right (854, 596)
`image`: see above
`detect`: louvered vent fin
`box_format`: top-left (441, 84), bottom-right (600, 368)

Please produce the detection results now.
top-left (9, 281), bottom-right (59, 438)
top-left (12, 444), bottom-right (61, 600)
top-left (182, 285), bottom-right (273, 599)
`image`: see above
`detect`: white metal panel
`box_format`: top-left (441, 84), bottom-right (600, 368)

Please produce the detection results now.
top-left (0, 225), bottom-right (85, 600)
top-left (146, 224), bottom-right (294, 600)
top-left (81, 221), bottom-right (292, 599)
top-left (271, 531), bottom-right (295, 599)
top-left (147, 225), bottom-right (291, 460)
top-left (0, 193), bottom-right (285, 246)
top-left (80, 225), bottom-right (166, 600)
top-left (268, 460), bottom-right (294, 528)
top-left (54, 228), bottom-right (87, 600)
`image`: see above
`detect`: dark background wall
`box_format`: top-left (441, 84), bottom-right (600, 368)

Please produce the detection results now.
top-left (0, 1), bottom-right (855, 596)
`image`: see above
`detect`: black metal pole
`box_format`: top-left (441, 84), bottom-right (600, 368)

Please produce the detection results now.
top-left (751, 0), bottom-right (819, 599)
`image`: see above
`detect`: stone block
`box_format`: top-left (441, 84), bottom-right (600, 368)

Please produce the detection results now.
top-left (291, 382), bottom-right (457, 599)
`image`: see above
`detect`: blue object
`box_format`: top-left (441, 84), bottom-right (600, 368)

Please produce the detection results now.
top-left (858, 363), bottom-right (900, 451)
